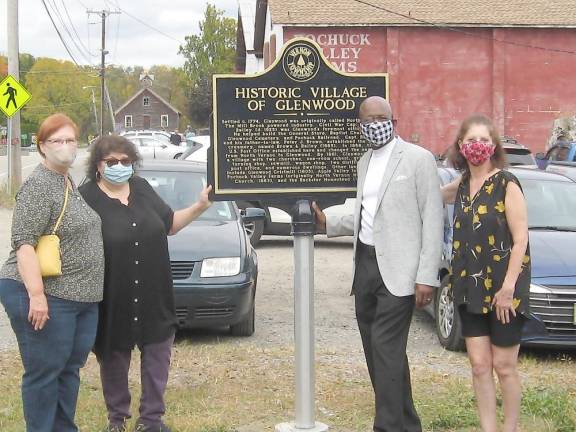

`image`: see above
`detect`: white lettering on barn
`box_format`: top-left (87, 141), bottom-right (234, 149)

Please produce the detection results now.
top-left (295, 33), bottom-right (372, 73)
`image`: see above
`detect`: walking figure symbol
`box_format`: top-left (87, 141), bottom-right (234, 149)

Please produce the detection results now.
top-left (4, 83), bottom-right (18, 109)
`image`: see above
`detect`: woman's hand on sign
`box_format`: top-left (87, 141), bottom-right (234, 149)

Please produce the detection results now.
top-left (312, 202), bottom-right (326, 232)
top-left (199, 185), bottom-right (213, 210)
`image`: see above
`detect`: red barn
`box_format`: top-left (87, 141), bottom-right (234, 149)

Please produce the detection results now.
top-left (237, 0), bottom-right (576, 154)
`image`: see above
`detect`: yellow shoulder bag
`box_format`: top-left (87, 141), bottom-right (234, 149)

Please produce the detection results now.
top-left (35, 184), bottom-right (69, 277)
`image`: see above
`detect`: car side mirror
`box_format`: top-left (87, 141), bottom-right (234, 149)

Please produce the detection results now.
top-left (161, 144), bottom-right (168, 149)
top-left (242, 207), bottom-right (266, 222)
top-left (534, 153), bottom-right (549, 170)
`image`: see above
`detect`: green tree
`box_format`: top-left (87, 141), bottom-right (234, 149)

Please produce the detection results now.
top-left (179, 4), bottom-right (236, 126)
top-left (22, 58), bottom-right (98, 139)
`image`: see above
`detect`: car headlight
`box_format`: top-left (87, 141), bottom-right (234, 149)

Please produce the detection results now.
top-left (529, 283), bottom-right (551, 294)
top-left (200, 257), bottom-right (241, 278)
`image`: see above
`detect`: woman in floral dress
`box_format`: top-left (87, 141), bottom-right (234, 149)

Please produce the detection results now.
top-left (442, 114), bottom-right (530, 432)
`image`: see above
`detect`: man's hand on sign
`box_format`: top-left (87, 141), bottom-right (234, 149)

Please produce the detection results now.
top-left (312, 202), bottom-right (326, 233)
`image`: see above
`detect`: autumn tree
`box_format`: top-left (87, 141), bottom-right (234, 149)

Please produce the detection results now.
top-left (179, 4), bottom-right (236, 126)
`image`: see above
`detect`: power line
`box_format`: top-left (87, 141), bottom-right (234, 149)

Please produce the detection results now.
top-left (46, 0), bottom-right (94, 64)
top-left (351, 0), bottom-right (576, 56)
top-left (24, 100), bottom-right (91, 109)
top-left (60, 0), bottom-right (99, 58)
top-left (41, 0), bottom-right (81, 66)
top-left (114, 4), bottom-right (184, 44)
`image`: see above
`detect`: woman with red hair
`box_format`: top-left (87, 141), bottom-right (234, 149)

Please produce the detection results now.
top-left (0, 113), bottom-right (104, 431)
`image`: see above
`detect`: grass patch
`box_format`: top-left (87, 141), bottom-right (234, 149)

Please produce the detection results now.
top-left (0, 343), bottom-right (574, 431)
top-left (522, 387), bottom-right (576, 432)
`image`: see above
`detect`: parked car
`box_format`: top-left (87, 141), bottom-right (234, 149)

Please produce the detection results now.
top-left (138, 160), bottom-right (265, 336)
top-left (432, 167), bottom-right (576, 350)
top-left (180, 135), bottom-right (210, 163)
top-left (538, 141), bottom-right (576, 164)
top-left (126, 136), bottom-right (184, 160)
top-left (120, 129), bottom-right (172, 143)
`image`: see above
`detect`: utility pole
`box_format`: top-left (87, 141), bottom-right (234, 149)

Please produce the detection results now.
top-left (6, 0), bottom-right (22, 194)
top-left (87, 9), bottom-right (120, 137)
top-left (104, 83), bottom-right (116, 132)
top-left (82, 86), bottom-right (99, 134)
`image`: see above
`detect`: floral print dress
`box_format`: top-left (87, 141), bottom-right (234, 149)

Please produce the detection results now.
top-left (450, 170), bottom-right (531, 316)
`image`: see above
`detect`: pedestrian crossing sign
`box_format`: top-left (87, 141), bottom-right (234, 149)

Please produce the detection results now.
top-left (0, 75), bottom-right (32, 118)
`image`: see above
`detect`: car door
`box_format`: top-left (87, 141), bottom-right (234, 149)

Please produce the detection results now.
top-left (139, 137), bottom-right (165, 159)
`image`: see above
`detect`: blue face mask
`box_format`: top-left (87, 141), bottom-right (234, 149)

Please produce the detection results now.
top-left (103, 163), bottom-right (133, 184)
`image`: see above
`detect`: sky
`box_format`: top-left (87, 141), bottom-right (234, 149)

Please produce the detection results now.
top-left (0, 0), bottom-right (239, 68)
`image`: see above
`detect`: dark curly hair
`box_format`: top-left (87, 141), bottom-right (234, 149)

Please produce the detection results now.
top-left (448, 114), bottom-right (507, 179)
top-left (85, 135), bottom-right (142, 182)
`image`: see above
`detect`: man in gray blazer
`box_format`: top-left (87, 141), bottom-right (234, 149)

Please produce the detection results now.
top-left (313, 96), bottom-right (443, 432)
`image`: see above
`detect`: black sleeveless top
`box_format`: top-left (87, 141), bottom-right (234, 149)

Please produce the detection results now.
top-left (450, 170), bottom-right (530, 315)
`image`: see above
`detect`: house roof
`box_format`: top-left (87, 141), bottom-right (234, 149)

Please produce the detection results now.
top-left (268, 0), bottom-right (576, 27)
top-left (114, 87), bottom-right (180, 116)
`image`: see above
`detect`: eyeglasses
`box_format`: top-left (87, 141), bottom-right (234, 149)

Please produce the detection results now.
top-left (45, 138), bottom-right (77, 145)
top-left (103, 158), bottom-right (133, 167)
top-left (359, 116), bottom-right (396, 126)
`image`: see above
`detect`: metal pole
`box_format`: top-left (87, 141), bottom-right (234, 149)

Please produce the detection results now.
top-left (276, 200), bottom-right (328, 432)
top-left (7, 0), bottom-right (22, 193)
top-left (104, 83), bottom-right (115, 133)
top-left (7, 119), bottom-right (12, 191)
top-left (294, 233), bottom-right (315, 428)
top-left (90, 88), bottom-right (99, 134)
top-left (100, 10), bottom-right (105, 137)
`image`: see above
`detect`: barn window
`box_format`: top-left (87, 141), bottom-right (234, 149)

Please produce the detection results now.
top-left (143, 96), bottom-right (150, 107)
top-left (125, 115), bottom-right (133, 128)
top-left (161, 115), bottom-right (169, 128)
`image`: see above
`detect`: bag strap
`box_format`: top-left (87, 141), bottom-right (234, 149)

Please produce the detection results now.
top-left (51, 181), bottom-right (70, 235)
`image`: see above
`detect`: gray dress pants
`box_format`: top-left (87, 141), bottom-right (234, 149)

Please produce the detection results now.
top-left (98, 333), bottom-right (175, 428)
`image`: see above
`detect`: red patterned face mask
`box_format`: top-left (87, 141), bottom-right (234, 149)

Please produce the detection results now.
top-left (459, 140), bottom-right (495, 166)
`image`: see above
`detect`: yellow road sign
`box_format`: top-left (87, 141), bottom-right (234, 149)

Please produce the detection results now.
top-left (0, 75), bottom-right (32, 118)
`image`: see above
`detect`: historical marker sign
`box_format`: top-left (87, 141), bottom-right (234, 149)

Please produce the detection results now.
top-left (0, 75), bottom-right (32, 118)
top-left (209, 38), bottom-right (388, 201)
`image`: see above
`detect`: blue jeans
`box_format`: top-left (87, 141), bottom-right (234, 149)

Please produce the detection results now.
top-left (0, 279), bottom-right (98, 432)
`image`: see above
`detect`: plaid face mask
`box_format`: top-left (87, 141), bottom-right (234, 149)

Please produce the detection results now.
top-left (361, 120), bottom-right (395, 149)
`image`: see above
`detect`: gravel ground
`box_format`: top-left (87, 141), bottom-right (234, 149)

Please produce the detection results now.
top-left (0, 206), bottom-right (465, 372)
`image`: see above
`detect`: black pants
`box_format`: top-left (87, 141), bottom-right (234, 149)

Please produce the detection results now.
top-left (353, 242), bottom-right (422, 432)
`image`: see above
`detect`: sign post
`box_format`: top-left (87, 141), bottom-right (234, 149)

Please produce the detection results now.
top-left (210, 38), bottom-right (388, 431)
top-left (0, 74), bottom-right (32, 194)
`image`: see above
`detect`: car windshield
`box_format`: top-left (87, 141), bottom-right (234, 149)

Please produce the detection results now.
top-left (522, 179), bottom-right (576, 230)
top-left (139, 170), bottom-right (235, 221)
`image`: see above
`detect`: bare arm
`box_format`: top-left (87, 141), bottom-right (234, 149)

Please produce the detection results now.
top-left (441, 177), bottom-right (461, 205)
top-left (492, 181), bottom-right (529, 323)
top-left (168, 185), bottom-right (212, 235)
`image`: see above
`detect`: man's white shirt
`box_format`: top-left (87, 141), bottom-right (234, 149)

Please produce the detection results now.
top-left (359, 137), bottom-right (397, 246)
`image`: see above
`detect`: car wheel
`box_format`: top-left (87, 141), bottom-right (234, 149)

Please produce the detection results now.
top-left (174, 153), bottom-right (183, 159)
top-left (435, 274), bottom-right (465, 351)
top-left (230, 303), bottom-right (255, 337)
top-left (236, 201), bottom-right (264, 247)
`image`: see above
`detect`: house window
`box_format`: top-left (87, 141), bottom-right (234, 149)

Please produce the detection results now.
top-left (125, 115), bottom-right (133, 129)
top-left (161, 115), bottom-right (169, 128)
top-left (143, 96), bottom-right (150, 107)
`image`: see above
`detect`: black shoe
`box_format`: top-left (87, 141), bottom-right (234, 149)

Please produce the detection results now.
top-left (134, 421), bottom-right (172, 432)
top-left (103, 424), bottom-right (127, 432)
